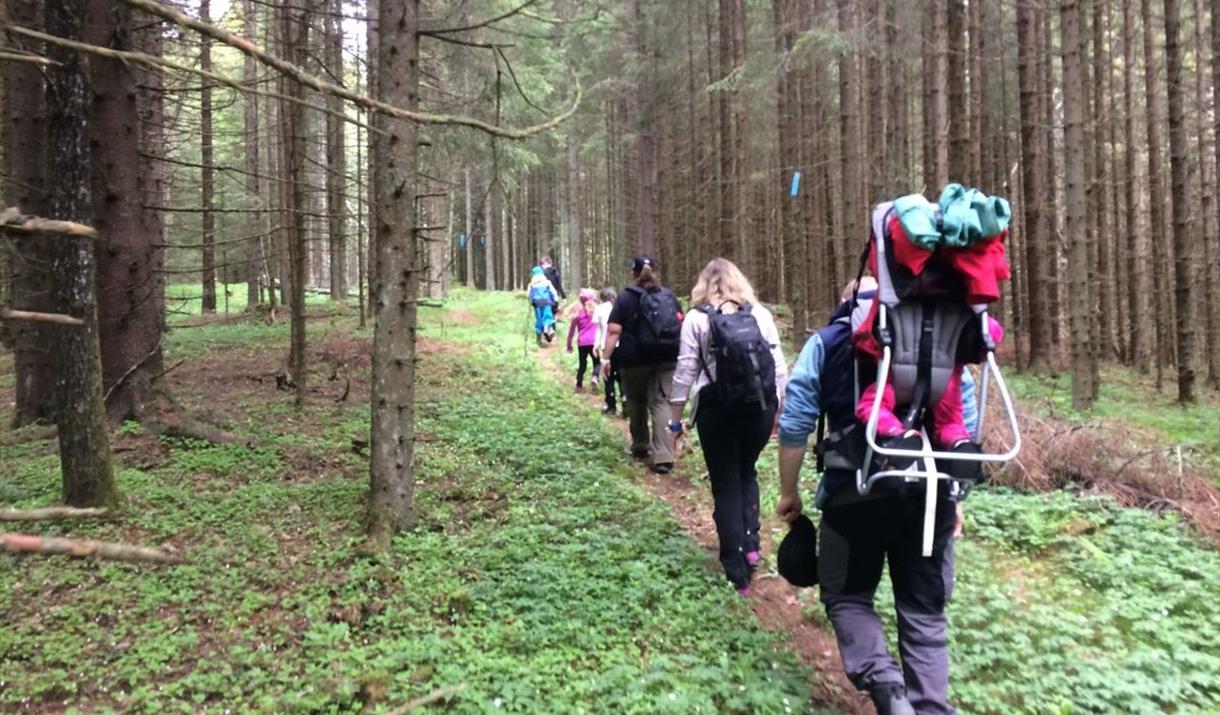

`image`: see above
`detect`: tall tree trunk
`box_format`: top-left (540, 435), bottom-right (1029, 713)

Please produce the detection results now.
top-left (1061, 0), bottom-right (1094, 409)
top-left (280, 1), bottom-right (308, 405)
top-left (1093, 0), bottom-right (1115, 360)
top-left (366, 0), bottom-right (421, 548)
top-left (635, 0), bottom-right (658, 256)
top-left (326, 0), bottom-right (348, 300)
top-left (1123, 0), bottom-right (1147, 366)
top-left (3, 0), bottom-right (55, 426)
top-left (365, 0), bottom-right (380, 315)
top-left (243, 0), bottom-right (260, 309)
top-left (838, 0), bottom-right (861, 276)
top-left (484, 180), bottom-right (495, 290)
top-left (946, 0), bottom-right (967, 181)
top-left (87, 0), bottom-right (166, 422)
top-left (45, 0), bottom-right (116, 508)
top-left (1018, 0), bottom-right (1053, 367)
top-left (1199, 0), bottom-right (1219, 385)
top-left (200, 0), bottom-right (216, 313)
top-left (922, 1), bottom-right (947, 192)
top-left (1143, 0), bottom-right (1171, 387)
top-left (717, 0), bottom-right (736, 257)
top-left (1163, 0), bottom-right (1197, 403)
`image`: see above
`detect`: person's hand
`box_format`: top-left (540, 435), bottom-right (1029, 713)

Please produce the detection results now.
top-left (601, 361), bottom-right (612, 380)
top-left (953, 502), bottom-right (964, 539)
top-left (567, 345), bottom-right (573, 353)
top-left (770, 411), bottom-right (780, 440)
top-left (775, 493), bottom-right (803, 523)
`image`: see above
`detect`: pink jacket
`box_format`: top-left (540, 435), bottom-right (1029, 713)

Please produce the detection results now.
top-left (567, 309), bottom-right (598, 349)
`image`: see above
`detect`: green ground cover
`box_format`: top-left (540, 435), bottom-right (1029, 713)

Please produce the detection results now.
top-left (0, 289), bottom-right (815, 714)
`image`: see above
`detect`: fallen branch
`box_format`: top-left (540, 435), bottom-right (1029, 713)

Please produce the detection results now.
top-left (385, 684), bottom-right (467, 714)
top-left (110, 0), bottom-right (584, 140)
top-left (0, 50), bottom-right (61, 65)
top-left (0, 305), bottom-right (83, 326)
top-left (1, 533), bottom-right (184, 564)
top-left (0, 506), bottom-right (109, 522)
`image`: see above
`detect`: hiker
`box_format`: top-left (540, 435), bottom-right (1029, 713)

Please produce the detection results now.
top-left (526, 266), bottom-right (560, 346)
top-left (775, 278), bottom-right (977, 715)
top-left (541, 256), bottom-right (566, 303)
top-left (567, 289), bottom-right (601, 392)
top-left (601, 256), bottom-right (683, 473)
top-left (593, 288), bottom-right (625, 415)
top-left (667, 258), bottom-right (787, 597)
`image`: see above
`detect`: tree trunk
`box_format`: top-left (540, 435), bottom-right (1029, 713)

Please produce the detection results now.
top-left (280, 1), bottom-right (308, 406)
top-left (717, 0), bottom-right (736, 258)
top-left (325, 0), bottom-right (348, 300)
top-left (243, 0), bottom-right (260, 309)
top-left (200, 0), bottom-right (216, 314)
top-left (2, 0), bottom-right (55, 426)
top-left (1092, 0), bottom-right (1116, 361)
top-left (1163, 0), bottom-right (1196, 403)
top-left (1061, 0), bottom-right (1094, 409)
top-left (366, 0), bottom-right (420, 548)
top-left (946, 0), bottom-right (967, 181)
top-left (636, 0), bottom-right (658, 256)
top-left (1018, 0), bottom-right (1053, 367)
top-left (1143, 0), bottom-right (1171, 387)
top-left (1123, 0), bottom-right (1147, 366)
top-left (838, 0), bottom-right (861, 276)
top-left (1200, 0), bottom-right (1219, 385)
top-left (922, 1), bottom-right (947, 192)
top-left (365, 0), bottom-right (379, 315)
top-left (86, 0), bottom-right (166, 422)
top-left (45, 0), bottom-right (117, 509)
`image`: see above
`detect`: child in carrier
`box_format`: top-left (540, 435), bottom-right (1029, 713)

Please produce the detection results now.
top-left (853, 184), bottom-right (1011, 468)
top-left (567, 289), bottom-right (601, 392)
top-left (527, 266), bottom-right (560, 346)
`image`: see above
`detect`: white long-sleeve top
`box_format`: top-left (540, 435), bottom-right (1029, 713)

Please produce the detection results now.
top-left (670, 303), bottom-right (788, 409)
top-left (593, 300), bottom-right (614, 351)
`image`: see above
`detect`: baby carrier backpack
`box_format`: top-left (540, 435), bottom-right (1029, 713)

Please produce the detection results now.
top-left (852, 198), bottom-right (1023, 556)
top-left (697, 302), bottom-right (777, 409)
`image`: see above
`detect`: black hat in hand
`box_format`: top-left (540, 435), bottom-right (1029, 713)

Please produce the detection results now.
top-left (777, 514), bottom-right (818, 588)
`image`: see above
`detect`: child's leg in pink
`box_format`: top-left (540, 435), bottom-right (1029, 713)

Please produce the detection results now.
top-left (858, 382), bottom-right (904, 437)
top-left (932, 368), bottom-right (972, 447)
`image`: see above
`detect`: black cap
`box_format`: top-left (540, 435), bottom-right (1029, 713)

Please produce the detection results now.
top-left (631, 255), bottom-right (654, 273)
top-left (777, 514), bottom-right (818, 587)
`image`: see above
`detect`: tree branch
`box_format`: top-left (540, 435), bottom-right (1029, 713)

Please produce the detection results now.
top-left (0, 207), bottom-right (98, 238)
top-left (420, 0), bottom-right (539, 35)
top-left (109, 0), bottom-right (582, 139)
top-left (0, 50), bottom-right (60, 65)
top-left (0, 306), bottom-right (84, 326)
top-left (1, 533), bottom-right (184, 564)
top-left (0, 507), bottom-right (110, 522)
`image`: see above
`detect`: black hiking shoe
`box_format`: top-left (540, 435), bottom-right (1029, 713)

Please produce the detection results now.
top-left (867, 683), bottom-right (916, 715)
top-left (650, 462), bottom-right (673, 475)
top-left (629, 448), bottom-right (650, 461)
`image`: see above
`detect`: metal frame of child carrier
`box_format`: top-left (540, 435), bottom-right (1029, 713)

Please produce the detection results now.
top-left (855, 202), bottom-right (1022, 557)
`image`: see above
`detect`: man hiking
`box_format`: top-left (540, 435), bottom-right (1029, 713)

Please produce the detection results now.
top-left (775, 278), bottom-right (975, 715)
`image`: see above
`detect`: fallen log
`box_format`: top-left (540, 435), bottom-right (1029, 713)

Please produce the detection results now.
top-left (1, 533), bottom-right (184, 564)
top-left (0, 506), bottom-right (110, 522)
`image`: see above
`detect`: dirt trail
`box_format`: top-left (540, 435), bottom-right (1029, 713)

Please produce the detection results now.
top-left (538, 348), bottom-right (867, 715)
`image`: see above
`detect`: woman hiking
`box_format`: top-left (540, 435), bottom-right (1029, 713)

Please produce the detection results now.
top-left (601, 256), bottom-right (683, 473)
top-left (668, 258), bottom-right (787, 596)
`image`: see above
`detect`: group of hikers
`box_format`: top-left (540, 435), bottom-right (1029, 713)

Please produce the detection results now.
top-left (523, 184), bottom-right (1012, 715)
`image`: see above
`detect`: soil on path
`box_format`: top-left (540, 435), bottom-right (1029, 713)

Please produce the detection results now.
top-left (539, 348), bottom-right (868, 715)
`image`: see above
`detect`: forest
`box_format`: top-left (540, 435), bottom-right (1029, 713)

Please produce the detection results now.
top-left (1, 0), bottom-right (1219, 712)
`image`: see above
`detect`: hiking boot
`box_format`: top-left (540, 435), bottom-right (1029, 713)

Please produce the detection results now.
top-left (574, 385), bottom-right (584, 394)
top-left (736, 584), bottom-right (752, 598)
top-left (650, 462), bottom-right (673, 475)
top-left (867, 683), bottom-right (916, 715)
top-left (629, 448), bottom-right (650, 461)
top-left (602, 405), bottom-right (617, 415)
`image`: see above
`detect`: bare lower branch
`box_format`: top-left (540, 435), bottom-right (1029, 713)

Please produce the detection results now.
top-left (0, 507), bottom-right (110, 522)
top-left (1, 533), bottom-right (185, 564)
top-left (0, 207), bottom-right (98, 238)
top-left (421, 0), bottom-right (539, 34)
top-left (0, 306), bottom-right (84, 326)
top-left (0, 50), bottom-right (60, 65)
top-left (111, 0), bottom-right (582, 139)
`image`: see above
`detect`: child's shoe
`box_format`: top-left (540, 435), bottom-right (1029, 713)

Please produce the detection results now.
top-left (745, 550), bottom-right (761, 569)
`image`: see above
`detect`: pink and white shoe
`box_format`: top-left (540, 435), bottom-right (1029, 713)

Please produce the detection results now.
top-left (745, 550), bottom-right (761, 568)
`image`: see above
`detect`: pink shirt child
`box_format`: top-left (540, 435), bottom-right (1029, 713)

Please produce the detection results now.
top-left (567, 308), bottom-right (598, 350)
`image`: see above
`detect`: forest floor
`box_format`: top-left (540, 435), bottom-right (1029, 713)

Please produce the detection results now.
top-left (1, 286), bottom-right (1219, 714)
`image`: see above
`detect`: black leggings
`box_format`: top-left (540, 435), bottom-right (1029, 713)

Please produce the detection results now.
top-left (694, 395), bottom-right (777, 589)
top-left (576, 345), bottom-right (600, 387)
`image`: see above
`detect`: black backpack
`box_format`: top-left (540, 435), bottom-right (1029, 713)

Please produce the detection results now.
top-left (627, 285), bottom-right (682, 357)
top-left (698, 301), bottom-right (777, 408)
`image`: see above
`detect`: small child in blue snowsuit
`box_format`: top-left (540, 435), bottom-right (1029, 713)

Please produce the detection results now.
top-left (527, 266), bottom-right (560, 346)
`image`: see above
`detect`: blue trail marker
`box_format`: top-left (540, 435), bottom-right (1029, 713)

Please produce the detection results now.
top-left (458, 233), bottom-right (466, 248)
top-left (790, 171), bottom-right (801, 198)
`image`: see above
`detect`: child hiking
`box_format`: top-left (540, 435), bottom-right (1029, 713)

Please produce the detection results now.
top-left (567, 289), bottom-right (601, 392)
top-left (527, 266), bottom-right (560, 346)
top-left (594, 288), bottom-right (624, 415)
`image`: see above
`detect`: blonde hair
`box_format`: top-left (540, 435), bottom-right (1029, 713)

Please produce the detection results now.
top-left (690, 258), bottom-right (758, 308)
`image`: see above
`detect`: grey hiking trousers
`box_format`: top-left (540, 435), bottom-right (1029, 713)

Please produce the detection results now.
top-left (818, 485), bottom-right (958, 715)
top-left (619, 362), bottom-right (676, 466)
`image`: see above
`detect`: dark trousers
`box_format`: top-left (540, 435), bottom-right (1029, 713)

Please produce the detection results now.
top-left (603, 357), bottom-right (622, 410)
top-left (576, 345), bottom-right (600, 388)
top-left (818, 487), bottom-right (957, 714)
top-left (694, 395), bottom-right (776, 589)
